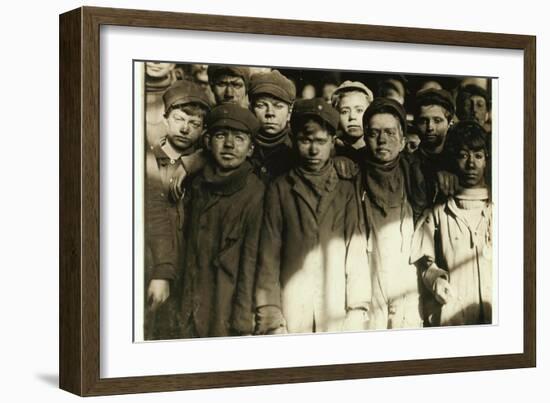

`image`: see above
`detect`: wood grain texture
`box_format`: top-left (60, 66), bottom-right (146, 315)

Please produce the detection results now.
top-left (59, 7), bottom-right (83, 396)
top-left (59, 6), bottom-right (537, 396)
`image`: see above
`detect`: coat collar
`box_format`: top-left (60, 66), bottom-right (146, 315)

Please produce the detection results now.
top-left (199, 160), bottom-right (254, 196)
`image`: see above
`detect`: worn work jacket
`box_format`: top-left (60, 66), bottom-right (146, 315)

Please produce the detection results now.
top-left (180, 161), bottom-right (265, 337)
top-left (411, 198), bottom-right (493, 326)
top-left (255, 165), bottom-right (371, 334)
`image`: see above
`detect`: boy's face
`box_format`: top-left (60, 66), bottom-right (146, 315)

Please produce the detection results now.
top-left (208, 128), bottom-right (254, 174)
top-left (456, 147), bottom-right (487, 188)
top-left (165, 108), bottom-right (204, 152)
top-left (416, 104), bottom-right (451, 150)
top-left (338, 91), bottom-right (369, 139)
top-left (295, 119), bottom-right (335, 172)
top-left (211, 74), bottom-right (247, 106)
top-left (252, 95), bottom-right (291, 136)
top-left (146, 62), bottom-right (175, 78)
top-left (470, 95), bottom-right (489, 125)
top-left (365, 113), bottom-right (405, 164)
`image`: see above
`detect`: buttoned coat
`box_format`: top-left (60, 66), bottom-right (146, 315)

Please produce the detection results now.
top-left (180, 161), bottom-right (265, 337)
top-left (255, 167), bottom-right (371, 334)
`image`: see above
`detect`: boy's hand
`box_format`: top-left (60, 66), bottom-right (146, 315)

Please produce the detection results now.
top-left (147, 279), bottom-right (170, 310)
top-left (170, 165), bottom-right (187, 201)
top-left (436, 171), bottom-right (461, 197)
top-left (433, 278), bottom-right (454, 305)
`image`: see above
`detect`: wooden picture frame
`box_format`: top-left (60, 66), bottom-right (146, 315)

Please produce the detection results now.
top-left (59, 6), bottom-right (536, 396)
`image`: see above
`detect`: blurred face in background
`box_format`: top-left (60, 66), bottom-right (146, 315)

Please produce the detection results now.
top-left (146, 62), bottom-right (175, 78)
top-left (322, 83), bottom-right (338, 104)
top-left (301, 84), bottom-right (316, 100)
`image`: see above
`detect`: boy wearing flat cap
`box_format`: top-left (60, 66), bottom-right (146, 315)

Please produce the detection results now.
top-left (359, 97), bottom-right (426, 330)
top-left (456, 84), bottom-right (491, 132)
top-left (331, 80), bottom-right (374, 163)
top-left (255, 98), bottom-right (371, 335)
top-left (179, 104), bottom-right (265, 338)
top-left (208, 65), bottom-right (250, 107)
top-left (249, 69), bottom-right (297, 182)
top-left (144, 79), bottom-right (212, 340)
top-left (412, 88), bottom-right (456, 202)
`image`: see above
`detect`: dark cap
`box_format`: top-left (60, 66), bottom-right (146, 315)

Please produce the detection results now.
top-left (414, 88), bottom-right (455, 117)
top-left (163, 80), bottom-right (213, 111)
top-left (206, 103), bottom-right (260, 135)
top-left (363, 97), bottom-right (407, 136)
top-left (249, 70), bottom-right (296, 104)
top-left (459, 84), bottom-right (490, 103)
top-left (207, 65), bottom-right (251, 89)
top-left (290, 98), bottom-right (340, 133)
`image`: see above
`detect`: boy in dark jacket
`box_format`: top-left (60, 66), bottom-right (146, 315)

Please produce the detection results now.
top-left (180, 104), bottom-right (265, 338)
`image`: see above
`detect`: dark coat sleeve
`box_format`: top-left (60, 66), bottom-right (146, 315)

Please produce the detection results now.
top-left (145, 164), bottom-right (178, 280)
top-left (254, 181), bottom-right (286, 334)
top-left (230, 186), bottom-right (265, 335)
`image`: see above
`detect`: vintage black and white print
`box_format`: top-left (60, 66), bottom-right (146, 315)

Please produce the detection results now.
top-left (136, 60), bottom-right (495, 341)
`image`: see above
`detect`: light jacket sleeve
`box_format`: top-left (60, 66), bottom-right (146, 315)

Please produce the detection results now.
top-left (410, 207), bottom-right (449, 290)
top-left (344, 184), bottom-right (371, 311)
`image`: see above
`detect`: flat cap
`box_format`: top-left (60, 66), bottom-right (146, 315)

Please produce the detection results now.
top-left (363, 97), bottom-right (407, 136)
top-left (206, 103), bottom-right (260, 135)
top-left (290, 98), bottom-right (340, 133)
top-left (249, 70), bottom-right (296, 104)
top-left (415, 88), bottom-right (455, 116)
top-left (163, 79), bottom-right (213, 111)
top-left (207, 65), bottom-right (251, 89)
top-left (459, 84), bottom-right (490, 103)
top-left (331, 80), bottom-right (374, 106)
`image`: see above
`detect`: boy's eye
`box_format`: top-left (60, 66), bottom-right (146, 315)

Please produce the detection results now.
top-left (214, 133), bottom-right (225, 139)
top-left (474, 152), bottom-right (485, 160)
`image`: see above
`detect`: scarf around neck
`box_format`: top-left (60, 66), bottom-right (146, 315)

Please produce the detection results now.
top-left (202, 160), bottom-right (252, 195)
top-left (295, 159), bottom-right (337, 198)
top-left (363, 156), bottom-right (404, 215)
top-left (255, 127), bottom-right (290, 148)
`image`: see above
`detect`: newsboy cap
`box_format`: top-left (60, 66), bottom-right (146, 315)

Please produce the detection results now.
top-left (414, 88), bottom-right (455, 116)
top-left (331, 80), bottom-right (374, 106)
top-left (363, 97), bottom-right (408, 136)
top-left (207, 65), bottom-right (251, 89)
top-left (206, 103), bottom-right (260, 135)
top-left (249, 70), bottom-right (296, 104)
top-left (163, 79), bottom-right (213, 112)
top-left (290, 98), bottom-right (340, 133)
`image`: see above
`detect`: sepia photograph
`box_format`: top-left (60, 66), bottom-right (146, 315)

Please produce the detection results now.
top-left (135, 60), bottom-right (496, 341)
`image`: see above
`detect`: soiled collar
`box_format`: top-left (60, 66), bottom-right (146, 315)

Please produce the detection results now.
top-left (201, 160), bottom-right (254, 195)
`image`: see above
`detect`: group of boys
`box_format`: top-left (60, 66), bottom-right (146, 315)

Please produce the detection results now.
top-left (144, 62), bottom-right (493, 339)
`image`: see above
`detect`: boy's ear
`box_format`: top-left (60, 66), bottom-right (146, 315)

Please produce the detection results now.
top-left (246, 142), bottom-right (255, 158)
top-left (204, 132), bottom-right (212, 150)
